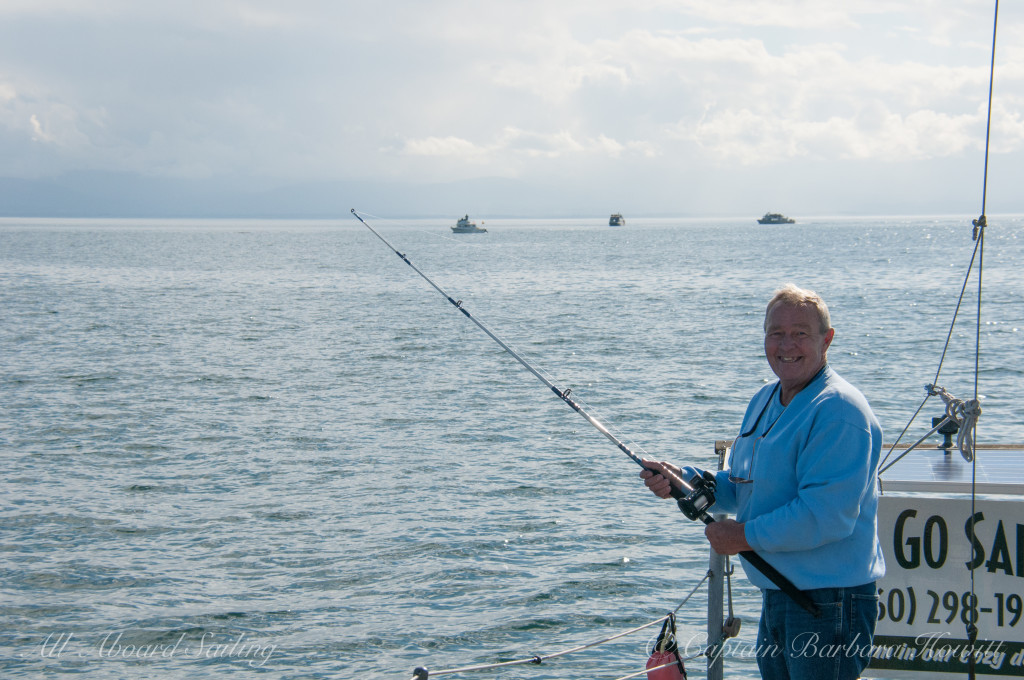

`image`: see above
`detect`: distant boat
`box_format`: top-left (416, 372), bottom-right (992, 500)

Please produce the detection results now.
top-left (451, 215), bottom-right (487, 233)
top-left (609, 213), bottom-right (625, 226)
top-left (757, 212), bottom-right (795, 224)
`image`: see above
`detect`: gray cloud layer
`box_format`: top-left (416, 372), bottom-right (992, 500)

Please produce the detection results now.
top-left (1, 1), bottom-right (1021, 216)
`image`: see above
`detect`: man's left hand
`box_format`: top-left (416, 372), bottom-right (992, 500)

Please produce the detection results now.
top-left (705, 519), bottom-right (751, 555)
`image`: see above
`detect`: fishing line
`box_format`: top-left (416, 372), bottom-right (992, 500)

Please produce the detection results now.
top-left (354, 209), bottom-right (658, 470)
top-left (352, 208), bottom-right (819, 617)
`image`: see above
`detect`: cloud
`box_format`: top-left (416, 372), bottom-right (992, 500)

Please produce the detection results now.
top-left (682, 106), bottom-right (982, 164)
top-left (1, 75), bottom-right (98, 152)
top-left (401, 135), bottom-right (490, 160)
top-left (399, 127), bottom-right (656, 166)
top-left (29, 115), bottom-right (53, 143)
top-left (0, 0), bottom-right (1019, 216)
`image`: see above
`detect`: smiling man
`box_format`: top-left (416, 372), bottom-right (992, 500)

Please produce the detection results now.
top-left (642, 284), bottom-right (885, 680)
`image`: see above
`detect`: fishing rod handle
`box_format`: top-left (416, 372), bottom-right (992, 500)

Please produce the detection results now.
top-left (738, 549), bottom-right (821, 617)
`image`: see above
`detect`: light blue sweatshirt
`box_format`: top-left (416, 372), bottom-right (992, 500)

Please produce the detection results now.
top-left (713, 365), bottom-right (886, 590)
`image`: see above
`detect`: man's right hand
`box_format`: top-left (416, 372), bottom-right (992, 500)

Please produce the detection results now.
top-left (639, 460), bottom-right (704, 499)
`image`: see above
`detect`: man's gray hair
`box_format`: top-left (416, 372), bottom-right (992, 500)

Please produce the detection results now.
top-left (764, 284), bottom-right (832, 333)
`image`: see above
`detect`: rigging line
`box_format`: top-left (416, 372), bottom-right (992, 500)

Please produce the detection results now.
top-left (974, 236), bottom-right (985, 401)
top-left (932, 236), bottom-right (983, 388)
top-left (409, 576), bottom-right (711, 680)
top-left (966, 5), bottom-right (997, 678)
top-left (879, 394), bottom-right (931, 470)
top-left (672, 570), bottom-right (712, 616)
top-left (969, 0), bottom-right (997, 436)
top-left (611, 650), bottom-right (707, 680)
top-left (885, 1), bottom-right (998, 475)
top-left (405, 577), bottom-right (712, 680)
top-left (880, 229), bottom-right (983, 473)
top-left (879, 415), bottom-right (959, 475)
top-left (979, 0), bottom-right (1000, 218)
top-left (410, 615), bottom-right (676, 679)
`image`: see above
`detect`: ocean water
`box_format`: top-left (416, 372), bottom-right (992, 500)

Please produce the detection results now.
top-left (2, 214), bottom-right (1022, 680)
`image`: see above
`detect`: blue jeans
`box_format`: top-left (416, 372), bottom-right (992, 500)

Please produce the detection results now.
top-left (756, 582), bottom-right (877, 680)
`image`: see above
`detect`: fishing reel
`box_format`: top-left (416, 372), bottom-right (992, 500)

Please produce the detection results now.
top-left (673, 469), bottom-right (717, 522)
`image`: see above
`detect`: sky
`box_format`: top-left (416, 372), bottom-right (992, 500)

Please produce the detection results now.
top-left (0, 0), bottom-right (1022, 217)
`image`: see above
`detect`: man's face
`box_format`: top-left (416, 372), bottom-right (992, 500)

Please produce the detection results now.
top-left (764, 303), bottom-right (834, 399)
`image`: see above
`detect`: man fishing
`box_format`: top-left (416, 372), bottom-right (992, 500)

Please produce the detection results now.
top-left (641, 284), bottom-right (885, 680)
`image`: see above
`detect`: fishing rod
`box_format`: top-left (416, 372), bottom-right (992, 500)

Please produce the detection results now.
top-left (351, 209), bottom-right (819, 617)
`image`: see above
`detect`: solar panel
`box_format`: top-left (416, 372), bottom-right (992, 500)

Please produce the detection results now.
top-left (878, 445), bottom-right (1024, 495)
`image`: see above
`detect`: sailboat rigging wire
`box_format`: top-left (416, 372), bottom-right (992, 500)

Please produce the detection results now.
top-left (878, 239), bottom-right (983, 468)
top-left (407, 574), bottom-right (712, 680)
top-left (879, 405), bottom-right (967, 475)
top-left (352, 208), bottom-right (820, 616)
top-left (979, 0), bottom-right (999, 220)
top-left (881, 4), bottom-right (1001, 678)
top-left (408, 616), bottom-right (685, 679)
top-left (612, 652), bottom-right (706, 680)
top-left (967, 7), bottom-right (999, 670)
top-left (880, 1), bottom-right (999, 474)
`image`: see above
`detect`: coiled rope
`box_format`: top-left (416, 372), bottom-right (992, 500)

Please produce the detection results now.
top-left (409, 571), bottom-right (716, 680)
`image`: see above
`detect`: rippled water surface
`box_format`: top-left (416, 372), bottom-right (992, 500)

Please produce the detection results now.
top-left (2, 215), bottom-right (1023, 679)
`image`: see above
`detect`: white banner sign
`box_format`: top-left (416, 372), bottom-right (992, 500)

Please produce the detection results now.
top-left (870, 495), bottom-right (1024, 678)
